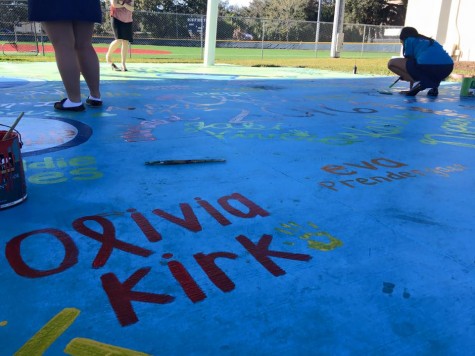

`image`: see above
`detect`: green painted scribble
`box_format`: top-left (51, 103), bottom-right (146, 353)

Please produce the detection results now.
top-left (276, 221), bottom-right (343, 251)
top-left (15, 308), bottom-right (80, 356)
top-left (65, 338), bottom-right (151, 356)
top-left (421, 133), bottom-right (475, 148)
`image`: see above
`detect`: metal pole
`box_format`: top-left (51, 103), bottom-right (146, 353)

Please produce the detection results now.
top-left (175, 5), bottom-right (178, 39)
top-left (261, 22), bottom-right (265, 59)
top-left (314, 0), bottom-right (322, 57)
top-left (330, 0), bottom-right (345, 58)
top-left (200, 16), bottom-right (204, 60)
top-left (36, 22), bottom-right (45, 56)
top-left (360, 25), bottom-right (366, 57)
top-left (204, 0), bottom-right (219, 66)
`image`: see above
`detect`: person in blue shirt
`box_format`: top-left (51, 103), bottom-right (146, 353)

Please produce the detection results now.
top-left (388, 27), bottom-right (454, 97)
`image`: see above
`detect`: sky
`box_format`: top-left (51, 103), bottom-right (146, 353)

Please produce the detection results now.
top-left (227, 0), bottom-right (252, 7)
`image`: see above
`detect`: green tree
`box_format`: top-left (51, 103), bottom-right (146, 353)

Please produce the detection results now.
top-left (240, 0), bottom-right (336, 41)
top-left (232, 0), bottom-right (405, 25)
top-left (267, 0), bottom-right (309, 40)
top-left (318, 0), bottom-right (336, 22)
top-left (243, 0), bottom-right (267, 18)
top-left (134, 0), bottom-right (210, 14)
top-left (242, 0), bottom-right (335, 22)
top-left (304, 0), bottom-right (334, 22)
top-left (345, 0), bottom-right (406, 25)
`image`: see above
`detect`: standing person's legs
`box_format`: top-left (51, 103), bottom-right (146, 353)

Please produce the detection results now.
top-left (73, 21), bottom-right (101, 100)
top-left (106, 39), bottom-right (122, 66)
top-left (120, 40), bottom-right (129, 71)
top-left (42, 21), bottom-right (82, 103)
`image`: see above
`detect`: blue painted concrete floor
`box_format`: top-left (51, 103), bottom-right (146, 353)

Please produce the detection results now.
top-left (0, 62), bottom-right (474, 355)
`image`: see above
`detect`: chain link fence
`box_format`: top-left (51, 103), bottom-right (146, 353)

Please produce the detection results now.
top-left (0, 4), bottom-right (402, 59)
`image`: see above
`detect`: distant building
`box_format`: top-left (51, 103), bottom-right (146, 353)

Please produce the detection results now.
top-left (405, 0), bottom-right (474, 61)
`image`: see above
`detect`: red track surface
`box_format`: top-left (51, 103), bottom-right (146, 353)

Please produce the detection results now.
top-left (3, 43), bottom-right (172, 55)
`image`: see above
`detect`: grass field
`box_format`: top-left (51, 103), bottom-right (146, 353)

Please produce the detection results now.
top-left (1, 41), bottom-right (473, 78)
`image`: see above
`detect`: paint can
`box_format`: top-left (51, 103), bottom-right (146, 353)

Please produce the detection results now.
top-left (0, 128), bottom-right (27, 209)
top-left (460, 76), bottom-right (475, 97)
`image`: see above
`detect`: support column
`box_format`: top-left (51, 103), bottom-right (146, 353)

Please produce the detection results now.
top-left (204, 0), bottom-right (219, 66)
top-left (330, 0), bottom-right (345, 58)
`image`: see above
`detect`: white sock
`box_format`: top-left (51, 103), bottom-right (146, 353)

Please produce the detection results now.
top-left (63, 99), bottom-right (83, 108)
top-left (88, 96), bottom-right (102, 101)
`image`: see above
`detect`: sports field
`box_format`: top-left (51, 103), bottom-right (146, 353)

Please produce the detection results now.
top-left (0, 41), bottom-right (401, 78)
top-left (1, 41), bottom-right (398, 61)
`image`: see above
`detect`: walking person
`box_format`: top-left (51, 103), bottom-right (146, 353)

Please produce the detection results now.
top-left (388, 27), bottom-right (454, 97)
top-left (106, 0), bottom-right (134, 72)
top-left (28, 0), bottom-right (103, 111)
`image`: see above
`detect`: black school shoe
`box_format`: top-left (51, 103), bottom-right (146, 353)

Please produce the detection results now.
top-left (86, 97), bottom-right (103, 107)
top-left (404, 82), bottom-right (425, 96)
top-left (54, 98), bottom-right (85, 112)
top-left (427, 88), bottom-right (439, 97)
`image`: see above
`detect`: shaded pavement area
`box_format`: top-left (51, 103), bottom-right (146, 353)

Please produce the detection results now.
top-left (0, 62), bottom-right (474, 355)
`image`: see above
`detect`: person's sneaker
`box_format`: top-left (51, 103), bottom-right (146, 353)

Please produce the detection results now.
top-left (404, 82), bottom-right (425, 96)
top-left (54, 98), bottom-right (85, 112)
top-left (427, 88), bottom-right (439, 97)
top-left (86, 97), bottom-right (103, 107)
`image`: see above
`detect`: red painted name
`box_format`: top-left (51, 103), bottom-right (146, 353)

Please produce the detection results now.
top-left (5, 192), bottom-right (312, 326)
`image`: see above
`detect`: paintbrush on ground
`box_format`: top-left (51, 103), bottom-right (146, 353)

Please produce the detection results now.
top-left (377, 77), bottom-right (402, 95)
top-left (145, 158), bottom-right (226, 166)
top-left (389, 76), bottom-right (401, 88)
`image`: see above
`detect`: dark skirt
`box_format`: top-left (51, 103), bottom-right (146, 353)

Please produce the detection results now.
top-left (406, 58), bottom-right (454, 89)
top-left (112, 17), bottom-right (133, 43)
top-left (28, 0), bottom-right (102, 23)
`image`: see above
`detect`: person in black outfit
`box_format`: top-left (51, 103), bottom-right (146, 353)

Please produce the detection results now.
top-left (28, 0), bottom-right (103, 111)
top-left (106, 0), bottom-right (134, 72)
